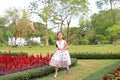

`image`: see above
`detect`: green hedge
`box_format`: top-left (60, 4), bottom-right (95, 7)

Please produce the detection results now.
top-left (83, 60), bottom-right (120, 80)
top-left (0, 58), bottom-right (77, 80)
top-left (70, 52), bottom-right (120, 59)
top-left (0, 52), bottom-right (27, 56)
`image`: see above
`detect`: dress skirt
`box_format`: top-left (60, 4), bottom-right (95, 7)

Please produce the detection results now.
top-left (49, 50), bottom-right (71, 67)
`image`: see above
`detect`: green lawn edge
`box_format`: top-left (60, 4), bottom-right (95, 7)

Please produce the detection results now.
top-left (83, 60), bottom-right (120, 80)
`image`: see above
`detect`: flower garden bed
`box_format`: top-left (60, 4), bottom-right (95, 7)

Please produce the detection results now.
top-left (0, 52), bottom-right (51, 75)
top-left (0, 52), bottom-right (77, 80)
top-left (102, 68), bottom-right (120, 80)
top-left (83, 60), bottom-right (120, 80)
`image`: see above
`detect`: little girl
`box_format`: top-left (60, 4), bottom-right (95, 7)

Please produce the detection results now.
top-left (49, 31), bottom-right (71, 78)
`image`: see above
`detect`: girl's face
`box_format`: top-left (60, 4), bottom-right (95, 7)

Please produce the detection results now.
top-left (58, 32), bottom-right (63, 40)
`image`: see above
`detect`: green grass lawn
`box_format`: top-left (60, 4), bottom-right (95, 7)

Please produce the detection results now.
top-left (0, 45), bottom-right (119, 80)
top-left (0, 44), bottom-right (120, 55)
top-left (37, 60), bottom-right (119, 80)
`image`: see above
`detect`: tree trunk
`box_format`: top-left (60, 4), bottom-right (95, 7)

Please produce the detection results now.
top-left (60, 15), bottom-right (69, 32)
top-left (60, 20), bottom-right (63, 32)
top-left (112, 40), bottom-right (117, 46)
top-left (98, 41), bottom-right (101, 46)
top-left (110, 0), bottom-right (116, 24)
top-left (66, 16), bottom-right (72, 44)
top-left (45, 21), bottom-right (49, 46)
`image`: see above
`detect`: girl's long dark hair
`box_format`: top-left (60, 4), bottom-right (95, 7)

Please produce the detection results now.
top-left (56, 44), bottom-right (58, 48)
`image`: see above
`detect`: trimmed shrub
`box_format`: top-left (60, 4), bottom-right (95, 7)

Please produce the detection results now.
top-left (83, 60), bottom-right (120, 80)
top-left (0, 58), bottom-right (77, 80)
top-left (0, 52), bottom-right (27, 56)
top-left (70, 52), bottom-right (120, 59)
top-left (80, 39), bottom-right (90, 45)
top-left (71, 40), bottom-right (80, 45)
top-left (103, 40), bottom-right (110, 44)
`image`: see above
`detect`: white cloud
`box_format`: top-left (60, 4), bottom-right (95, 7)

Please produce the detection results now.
top-left (0, 0), bottom-right (98, 15)
top-left (88, 0), bottom-right (98, 14)
top-left (0, 0), bottom-right (31, 16)
top-left (0, 0), bottom-right (99, 30)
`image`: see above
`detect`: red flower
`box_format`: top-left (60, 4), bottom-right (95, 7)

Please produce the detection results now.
top-left (102, 77), bottom-right (112, 80)
top-left (0, 52), bottom-right (51, 75)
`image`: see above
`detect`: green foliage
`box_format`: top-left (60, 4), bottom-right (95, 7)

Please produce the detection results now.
top-left (95, 35), bottom-right (105, 44)
top-left (106, 21), bottom-right (120, 41)
top-left (0, 58), bottom-right (77, 80)
top-left (68, 27), bottom-right (84, 40)
top-left (5, 8), bottom-right (20, 23)
top-left (80, 39), bottom-right (89, 45)
top-left (0, 27), bottom-right (15, 44)
top-left (48, 37), bottom-right (56, 45)
top-left (71, 40), bottom-right (80, 45)
top-left (0, 43), bottom-right (6, 47)
top-left (91, 9), bottom-right (120, 35)
top-left (0, 52), bottom-right (27, 56)
top-left (70, 52), bottom-right (120, 59)
top-left (92, 12), bottom-right (110, 34)
top-left (0, 17), bottom-right (6, 26)
top-left (19, 10), bottom-right (30, 37)
top-left (83, 60), bottom-right (120, 80)
top-left (96, 0), bottom-right (120, 10)
top-left (103, 40), bottom-right (110, 44)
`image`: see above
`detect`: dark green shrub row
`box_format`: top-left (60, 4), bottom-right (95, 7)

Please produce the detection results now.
top-left (70, 53), bottom-right (120, 59)
top-left (83, 60), bottom-right (120, 80)
top-left (0, 52), bottom-right (27, 56)
top-left (0, 58), bottom-right (77, 80)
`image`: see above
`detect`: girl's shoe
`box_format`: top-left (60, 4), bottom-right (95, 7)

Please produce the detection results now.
top-left (54, 74), bottom-right (57, 78)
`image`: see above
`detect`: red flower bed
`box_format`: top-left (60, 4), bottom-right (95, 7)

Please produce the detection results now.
top-left (0, 53), bottom-right (51, 75)
top-left (102, 68), bottom-right (120, 80)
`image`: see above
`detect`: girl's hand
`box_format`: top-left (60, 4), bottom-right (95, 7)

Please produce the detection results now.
top-left (57, 48), bottom-right (60, 50)
top-left (57, 48), bottom-right (63, 50)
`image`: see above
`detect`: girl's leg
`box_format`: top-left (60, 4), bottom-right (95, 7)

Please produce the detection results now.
top-left (66, 66), bottom-right (70, 74)
top-left (54, 67), bottom-right (58, 77)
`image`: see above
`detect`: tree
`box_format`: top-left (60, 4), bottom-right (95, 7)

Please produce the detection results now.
top-left (106, 21), bottom-right (120, 45)
top-left (4, 8), bottom-right (20, 24)
top-left (0, 17), bottom-right (6, 27)
top-left (29, 0), bottom-right (54, 46)
top-left (29, 0), bottom-right (89, 45)
top-left (0, 17), bottom-right (8, 44)
top-left (91, 9), bottom-right (120, 35)
top-left (96, 0), bottom-right (120, 24)
top-left (95, 35), bottom-right (105, 46)
top-left (51, 0), bottom-right (89, 43)
top-left (17, 10), bottom-right (30, 38)
top-left (63, 27), bottom-right (85, 44)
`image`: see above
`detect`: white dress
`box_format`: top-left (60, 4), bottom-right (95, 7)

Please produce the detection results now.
top-left (49, 40), bottom-right (71, 67)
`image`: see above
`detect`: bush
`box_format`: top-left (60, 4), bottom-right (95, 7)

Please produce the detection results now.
top-left (103, 40), bottom-right (110, 44)
top-left (70, 52), bottom-right (120, 59)
top-left (0, 43), bottom-right (6, 47)
top-left (0, 51), bottom-right (27, 56)
top-left (83, 60), bottom-right (120, 80)
top-left (71, 40), bottom-right (80, 45)
top-left (0, 58), bottom-right (77, 80)
top-left (80, 39), bottom-right (89, 45)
